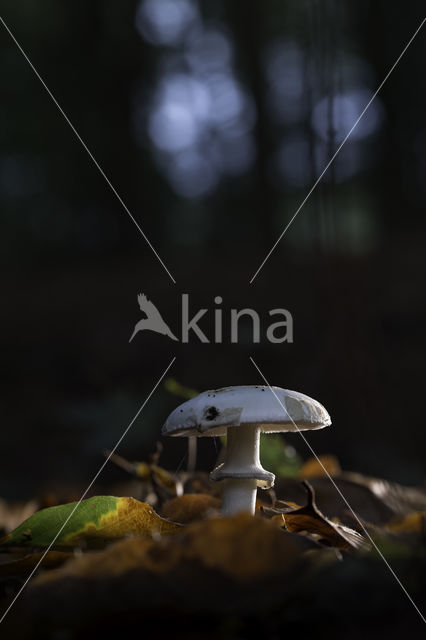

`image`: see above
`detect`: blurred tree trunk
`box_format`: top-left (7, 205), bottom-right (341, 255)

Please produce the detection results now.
top-left (228, 0), bottom-right (276, 250)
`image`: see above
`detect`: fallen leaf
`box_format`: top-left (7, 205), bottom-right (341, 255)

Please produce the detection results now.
top-left (264, 481), bottom-right (368, 551)
top-left (273, 473), bottom-right (426, 526)
top-left (34, 514), bottom-right (306, 584)
top-left (161, 494), bottom-right (221, 523)
top-left (340, 472), bottom-right (426, 517)
top-left (18, 514), bottom-right (310, 629)
top-left (173, 514), bottom-right (311, 581)
top-left (0, 496), bottom-right (181, 550)
top-left (0, 550), bottom-right (72, 576)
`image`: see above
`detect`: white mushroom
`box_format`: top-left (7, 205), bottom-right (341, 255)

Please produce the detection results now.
top-left (162, 385), bottom-right (331, 516)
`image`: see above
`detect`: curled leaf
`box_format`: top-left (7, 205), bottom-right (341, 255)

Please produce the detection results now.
top-left (273, 473), bottom-right (426, 526)
top-left (264, 481), bottom-right (368, 551)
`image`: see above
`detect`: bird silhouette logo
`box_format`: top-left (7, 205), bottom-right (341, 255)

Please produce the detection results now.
top-left (129, 293), bottom-right (178, 343)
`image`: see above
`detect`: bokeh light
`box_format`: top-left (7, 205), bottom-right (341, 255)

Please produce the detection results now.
top-left (135, 0), bottom-right (199, 47)
top-left (134, 10), bottom-right (257, 199)
top-left (311, 88), bottom-right (385, 143)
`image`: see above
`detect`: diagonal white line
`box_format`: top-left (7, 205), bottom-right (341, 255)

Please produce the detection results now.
top-left (250, 356), bottom-right (426, 624)
top-left (0, 16), bottom-right (176, 285)
top-left (0, 356), bottom-right (176, 625)
top-left (249, 16), bottom-right (426, 284)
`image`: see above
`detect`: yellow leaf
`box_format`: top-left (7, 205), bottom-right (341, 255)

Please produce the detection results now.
top-left (1, 496), bottom-right (181, 550)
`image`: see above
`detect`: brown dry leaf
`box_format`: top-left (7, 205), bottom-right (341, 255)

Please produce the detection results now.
top-left (264, 481), bottom-right (368, 551)
top-left (29, 514), bottom-right (308, 588)
top-left (8, 515), bottom-right (323, 635)
top-left (255, 497), bottom-right (273, 514)
top-left (161, 494), bottom-right (221, 523)
top-left (298, 455), bottom-right (341, 479)
top-left (273, 473), bottom-right (426, 526)
top-left (0, 550), bottom-right (72, 576)
top-left (339, 472), bottom-right (426, 517)
top-left (173, 515), bottom-right (306, 581)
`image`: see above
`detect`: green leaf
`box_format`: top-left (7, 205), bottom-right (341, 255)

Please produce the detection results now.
top-left (0, 496), bottom-right (181, 550)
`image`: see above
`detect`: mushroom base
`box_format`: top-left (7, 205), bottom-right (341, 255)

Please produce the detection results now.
top-left (220, 478), bottom-right (258, 515)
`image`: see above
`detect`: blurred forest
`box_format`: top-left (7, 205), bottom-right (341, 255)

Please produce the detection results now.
top-left (1, 0), bottom-right (426, 499)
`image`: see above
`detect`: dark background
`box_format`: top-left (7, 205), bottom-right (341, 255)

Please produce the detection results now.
top-left (1, 0), bottom-right (425, 498)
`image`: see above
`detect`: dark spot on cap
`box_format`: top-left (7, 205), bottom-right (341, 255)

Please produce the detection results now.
top-left (204, 406), bottom-right (219, 421)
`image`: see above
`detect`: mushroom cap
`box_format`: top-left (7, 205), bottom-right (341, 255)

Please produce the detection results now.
top-left (162, 385), bottom-right (331, 437)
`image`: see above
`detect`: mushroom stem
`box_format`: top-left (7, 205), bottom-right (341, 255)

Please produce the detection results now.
top-left (226, 423), bottom-right (261, 471)
top-left (221, 478), bottom-right (258, 515)
top-left (219, 424), bottom-right (261, 515)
